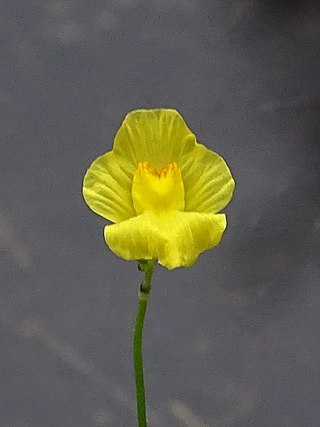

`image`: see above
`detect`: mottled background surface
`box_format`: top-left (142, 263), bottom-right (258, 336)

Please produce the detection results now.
top-left (1, 1), bottom-right (320, 426)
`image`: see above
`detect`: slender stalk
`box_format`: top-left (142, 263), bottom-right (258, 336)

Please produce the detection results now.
top-left (133, 260), bottom-right (155, 427)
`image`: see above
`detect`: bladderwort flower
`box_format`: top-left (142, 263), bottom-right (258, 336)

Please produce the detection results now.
top-left (83, 109), bottom-right (235, 427)
top-left (83, 109), bottom-right (235, 270)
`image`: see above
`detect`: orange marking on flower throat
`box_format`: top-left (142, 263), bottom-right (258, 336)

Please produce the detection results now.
top-left (137, 161), bottom-right (179, 179)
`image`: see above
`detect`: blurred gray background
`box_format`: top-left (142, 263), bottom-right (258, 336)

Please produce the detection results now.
top-left (1, 1), bottom-right (320, 426)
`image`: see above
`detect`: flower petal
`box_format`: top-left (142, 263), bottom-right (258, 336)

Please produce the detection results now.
top-left (104, 211), bottom-right (227, 270)
top-left (182, 143), bottom-right (235, 214)
top-left (112, 109), bottom-right (196, 170)
top-left (83, 151), bottom-right (136, 223)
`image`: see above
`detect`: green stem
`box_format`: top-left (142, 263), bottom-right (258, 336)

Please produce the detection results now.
top-left (133, 260), bottom-right (155, 427)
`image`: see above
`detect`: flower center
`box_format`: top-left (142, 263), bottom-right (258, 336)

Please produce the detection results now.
top-left (132, 161), bottom-right (185, 214)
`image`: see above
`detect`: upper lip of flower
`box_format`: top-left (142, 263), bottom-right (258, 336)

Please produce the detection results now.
top-left (83, 109), bottom-right (235, 270)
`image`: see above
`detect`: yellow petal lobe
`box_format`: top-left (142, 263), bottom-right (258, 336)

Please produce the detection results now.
top-left (113, 109), bottom-right (196, 170)
top-left (83, 152), bottom-right (135, 223)
top-left (183, 143), bottom-right (235, 214)
top-left (105, 211), bottom-right (226, 270)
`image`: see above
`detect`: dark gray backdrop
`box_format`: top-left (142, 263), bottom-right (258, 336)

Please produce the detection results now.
top-left (1, 1), bottom-right (320, 426)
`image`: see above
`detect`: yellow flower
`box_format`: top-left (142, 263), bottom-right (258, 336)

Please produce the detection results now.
top-left (83, 109), bottom-right (235, 270)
